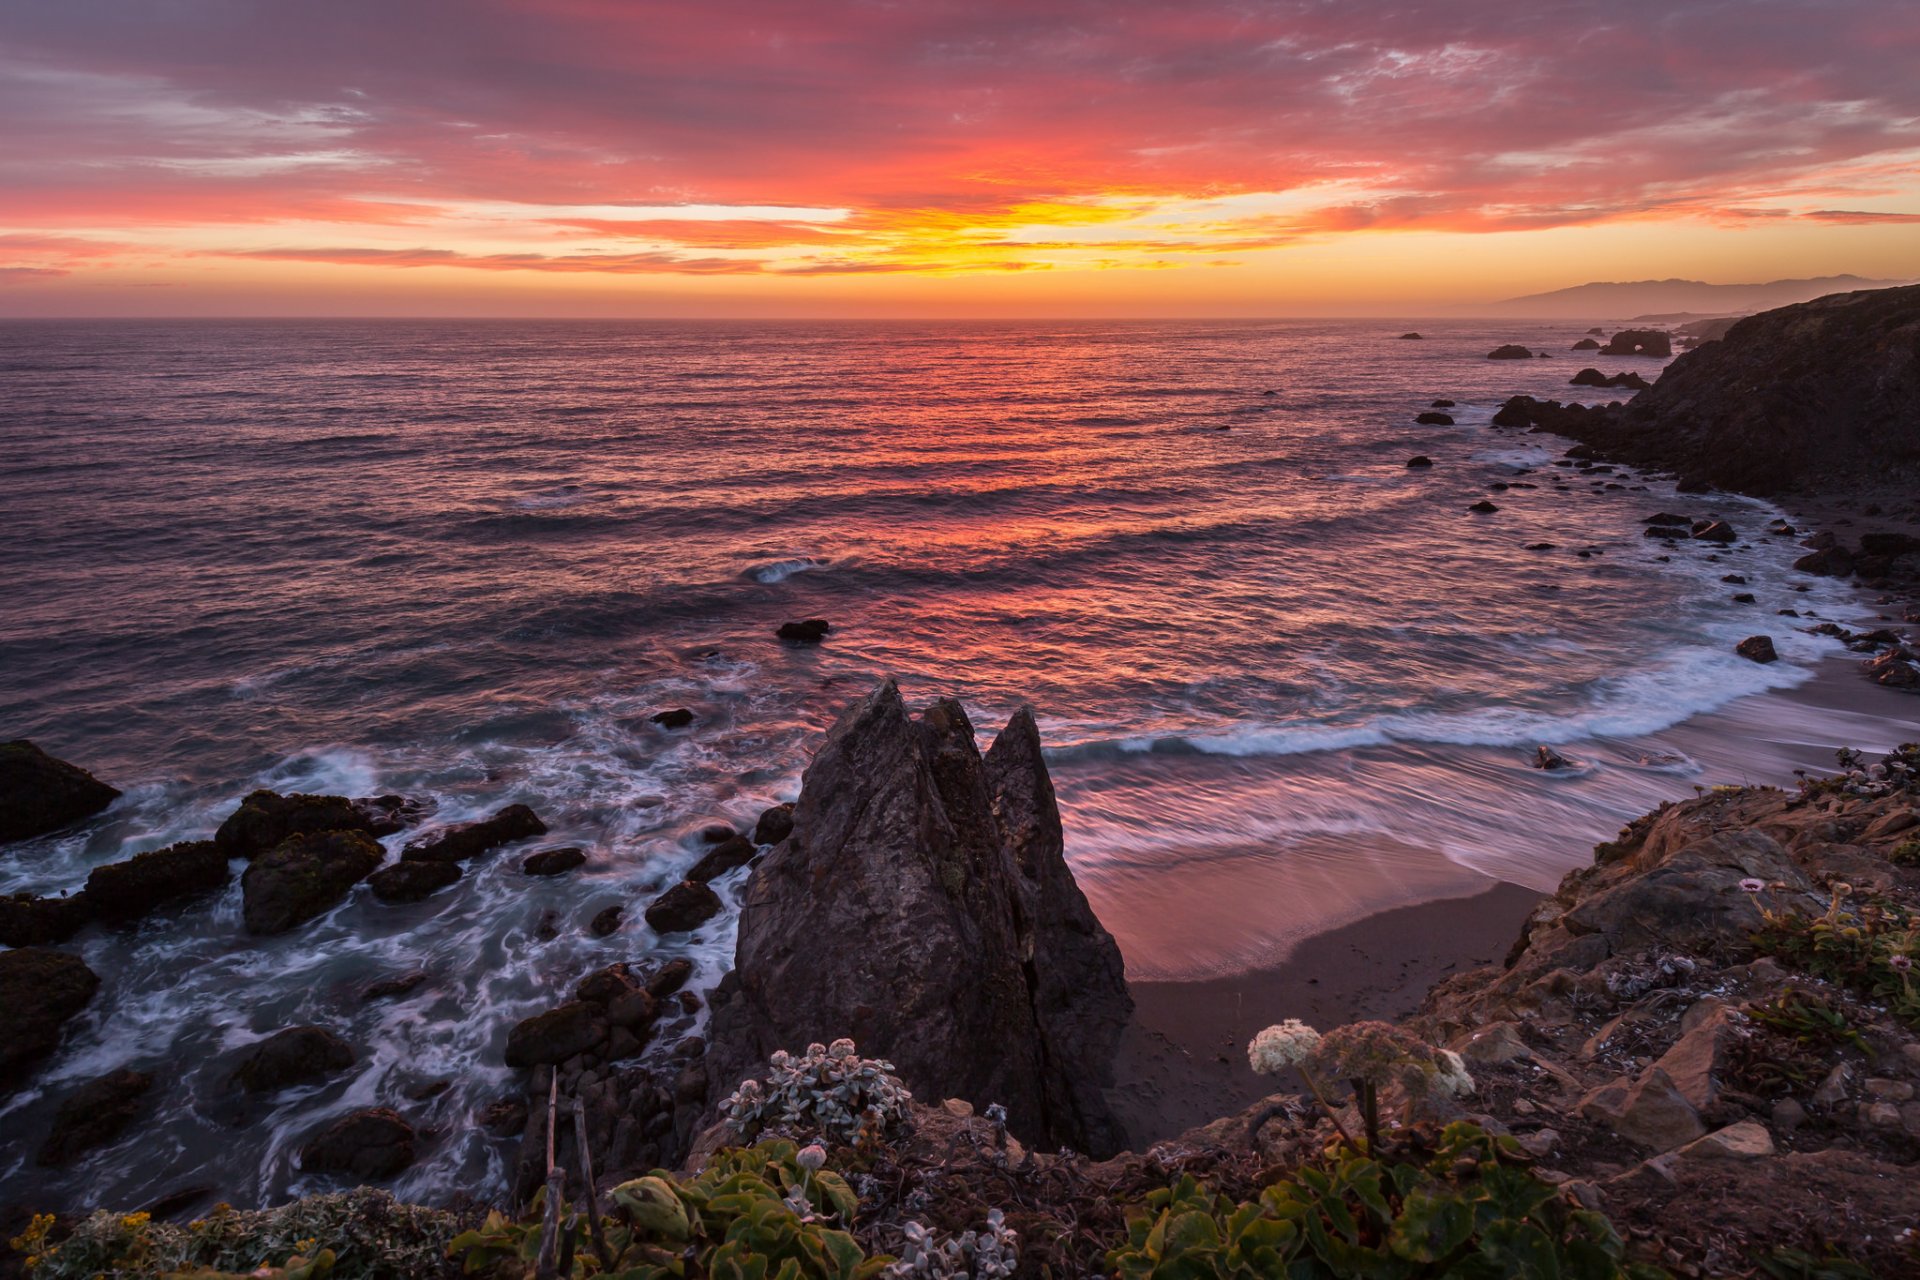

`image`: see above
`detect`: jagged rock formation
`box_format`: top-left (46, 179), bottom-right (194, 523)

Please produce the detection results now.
top-left (703, 680), bottom-right (1133, 1157)
top-left (0, 741), bottom-right (119, 844)
top-left (1544, 284), bottom-right (1920, 494)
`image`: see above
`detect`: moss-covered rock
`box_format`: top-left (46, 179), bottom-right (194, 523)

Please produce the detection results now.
top-left (85, 840), bottom-right (231, 921)
top-left (0, 740), bottom-right (119, 844)
top-left (214, 791), bottom-right (387, 860)
top-left (398, 804), bottom-right (545, 864)
top-left (241, 831), bottom-right (384, 935)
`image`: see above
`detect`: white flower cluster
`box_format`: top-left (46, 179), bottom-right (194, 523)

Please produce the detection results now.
top-left (1431, 1049), bottom-right (1475, 1099)
top-left (884, 1209), bottom-right (1018, 1279)
top-left (1247, 1019), bottom-right (1322, 1075)
top-left (724, 1038), bottom-right (914, 1143)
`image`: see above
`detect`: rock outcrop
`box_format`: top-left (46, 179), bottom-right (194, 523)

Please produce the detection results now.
top-left (1540, 285), bottom-right (1920, 495)
top-left (85, 840), bottom-right (231, 921)
top-left (702, 680), bottom-right (1133, 1158)
top-left (400, 804), bottom-right (545, 864)
top-left (1598, 329), bottom-right (1672, 357)
top-left (241, 830), bottom-right (385, 934)
top-left (0, 741), bottom-right (120, 844)
top-left (214, 789), bottom-right (401, 859)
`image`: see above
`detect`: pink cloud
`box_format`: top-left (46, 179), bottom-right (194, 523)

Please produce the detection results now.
top-left (0, 1), bottom-right (1916, 273)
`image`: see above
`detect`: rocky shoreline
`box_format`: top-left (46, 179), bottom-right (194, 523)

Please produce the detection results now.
top-left (5, 286), bottom-right (1920, 1277)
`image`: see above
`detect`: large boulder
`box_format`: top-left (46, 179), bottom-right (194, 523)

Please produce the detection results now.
top-left (0, 947), bottom-right (101, 1090)
top-left (644, 880), bottom-right (723, 932)
top-left (85, 840), bottom-right (231, 921)
top-left (704, 680), bottom-right (1133, 1158)
top-left (367, 859), bottom-right (461, 903)
top-left (241, 831), bottom-right (385, 934)
top-left (214, 790), bottom-right (395, 859)
top-left (1486, 344), bottom-right (1533, 360)
top-left (299, 1108), bottom-right (416, 1179)
top-left (504, 1000), bottom-right (606, 1068)
top-left (230, 1026), bottom-right (356, 1092)
top-left (36, 1067), bottom-right (153, 1165)
top-left (400, 804), bottom-right (545, 864)
top-left (0, 741), bottom-right (120, 844)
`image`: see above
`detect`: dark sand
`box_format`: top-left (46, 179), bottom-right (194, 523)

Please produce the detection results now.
top-left (1110, 878), bottom-right (1538, 1144)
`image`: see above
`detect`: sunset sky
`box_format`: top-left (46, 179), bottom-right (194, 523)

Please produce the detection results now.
top-left (2, 0), bottom-right (1917, 317)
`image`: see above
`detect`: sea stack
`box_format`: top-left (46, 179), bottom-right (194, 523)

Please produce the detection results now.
top-left (703, 679), bottom-right (1133, 1158)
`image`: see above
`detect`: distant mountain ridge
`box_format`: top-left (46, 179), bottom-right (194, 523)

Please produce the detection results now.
top-left (1472, 275), bottom-right (1913, 319)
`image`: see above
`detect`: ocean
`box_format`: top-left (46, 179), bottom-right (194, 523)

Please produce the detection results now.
top-left (0, 317), bottom-right (1903, 1209)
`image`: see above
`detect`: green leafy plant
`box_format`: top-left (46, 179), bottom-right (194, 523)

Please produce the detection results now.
top-left (1889, 840), bottom-right (1920, 868)
top-left (1107, 1122), bottom-right (1661, 1279)
top-left (1744, 989), bottom-right (1870, 1055)
top-left (1750, 884), bottom-right (1920, 1029)
top-left (18, 1193), bottom-right (456, 1280)
top-left (448, 1139), bottom-right (890, 1280)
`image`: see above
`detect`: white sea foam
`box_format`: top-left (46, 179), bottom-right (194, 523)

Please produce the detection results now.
top-left (746, 556), bottom-right (827, 583)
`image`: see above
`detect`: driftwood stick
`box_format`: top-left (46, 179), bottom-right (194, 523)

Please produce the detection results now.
top-left (573, 1096), bottom-right (613, 1269)
top-left (535, 1074), bottom-right (566, 1279)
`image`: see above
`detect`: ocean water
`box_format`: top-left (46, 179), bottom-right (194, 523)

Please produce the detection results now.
top-left (0, 318), bottom-right (1899, 1210)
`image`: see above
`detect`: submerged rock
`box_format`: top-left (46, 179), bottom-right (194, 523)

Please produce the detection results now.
top-left (85, 840), bottom-right (230, 921)
top-left (401, 804), bottom-right (546, 864)
top-left (1398, 332), bottom-right (1423, 339)
top-left (1487, 344), bottom-right (1533, 360)
top-left (368, 859), bottom-right (461, 902)
top-left (231, 1026), bottom-right (355, 1092)
top-left (649, 708), bottom-right (695, 729)
top-left (1572, 338), bottom-right (1601, 350)
top-left (242, 830), bottom-right (385, 934)
top-left (522, 846), bottom-right (586, 877)
top-left (1736, 635), bottom-right (1779, 664)
top-left (299, 1108), bottom-right (416, 1179)
top-left (776, 618), bottom-right (832, 644)
top-left (1468, 500), bottom-right (1500, 513)
top-left (1405, 455), bottom-right (1433, 468)
top-left (704, 680), bottom-right (1133, 1158)
top-left (0, 740), bottom-right (120, 844)
top-left (1534, 746), bottom-right (1574, 771)
top-left (1414, 411), bottom-right (1454, 425)
top-left (589, 905), bottom-right (624, 937)
top-left (36, 1068), bottom-right (153, 1165)
top-left (0, 947), bottom-right (101, 1091)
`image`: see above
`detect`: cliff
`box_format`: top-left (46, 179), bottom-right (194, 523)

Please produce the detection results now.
top-left (1542, 284), bottom-right (1920, 495)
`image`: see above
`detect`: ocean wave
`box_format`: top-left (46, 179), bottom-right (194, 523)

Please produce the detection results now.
top-left (1049, 634), bottom-right (1838, 762)
top-left (745, 556), bottom-right (827, 583)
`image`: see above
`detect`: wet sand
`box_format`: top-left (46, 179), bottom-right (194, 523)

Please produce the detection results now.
top-left (1109, 878), bottom-right (1537, 1144)
top-left (1101, 650), bottom-right (1917, 1148)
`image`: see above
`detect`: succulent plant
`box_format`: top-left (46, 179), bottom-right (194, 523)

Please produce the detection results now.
top-left (724, 1038), bottom-right (914, 1144)
top-left (883, 1210), bottom-right (1018, 1279)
